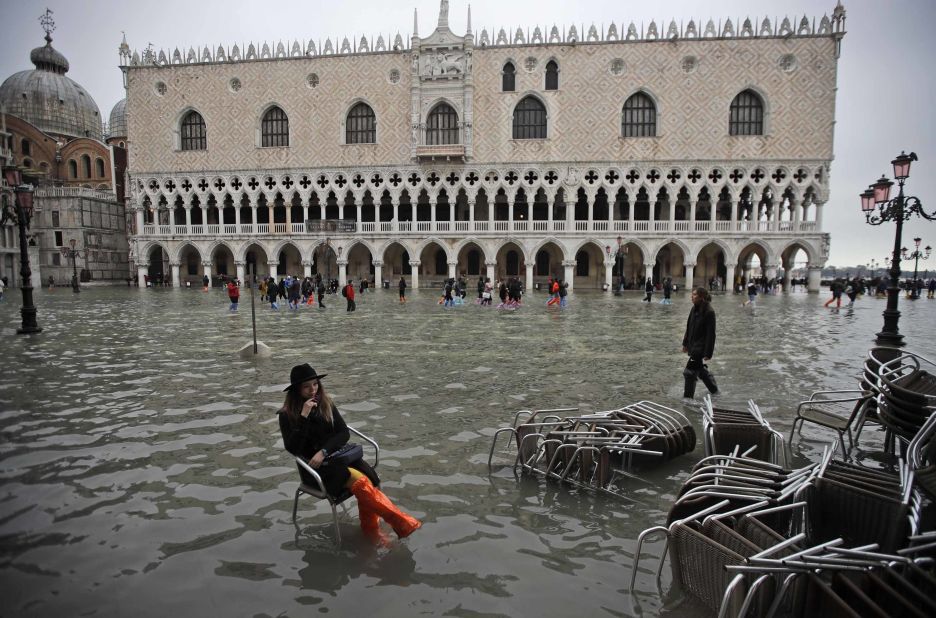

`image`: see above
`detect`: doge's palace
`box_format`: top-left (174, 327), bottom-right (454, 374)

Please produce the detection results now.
top-left (123, 1), bottom-right (845, 291)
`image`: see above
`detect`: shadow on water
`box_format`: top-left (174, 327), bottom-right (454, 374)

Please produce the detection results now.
top-left (1, 286), bottom-right (934, 616)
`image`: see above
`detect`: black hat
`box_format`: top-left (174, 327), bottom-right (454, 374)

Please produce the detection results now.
top-left (284, 363), bottom-right (327, 391)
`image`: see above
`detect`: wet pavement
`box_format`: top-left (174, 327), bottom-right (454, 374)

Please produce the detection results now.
top-left (1, 285), bottom-right (934, 616)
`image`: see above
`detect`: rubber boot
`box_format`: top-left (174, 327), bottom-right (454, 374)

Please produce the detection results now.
top-left (358, 502), bottom-right (391, 546)
top-left (682, 368), bottom-right (697, 399)
top-left (351, 476), bottom-right (421, 539)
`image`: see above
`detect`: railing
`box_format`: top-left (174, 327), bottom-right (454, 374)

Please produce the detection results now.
top-left (136, 218), bottom-right (823, 237)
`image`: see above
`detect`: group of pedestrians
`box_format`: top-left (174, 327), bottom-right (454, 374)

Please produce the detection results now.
top-left (643, 278), bottom-right (675, 304)
top-left (545, 277), bottom-right (568, 307)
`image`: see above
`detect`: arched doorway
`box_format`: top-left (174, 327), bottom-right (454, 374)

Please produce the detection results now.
top-left (276, 242), bottom-right (302, 278)
top-left (533, 241), bottom-right (564, 288)
top-left (696, 242), bottom-right (727, 291)
top-left (737, 242), bottom-right (768, 289)
top-left (178, 244), bottom-right (203, 287)
top-left (495, 241), bottom-right (525, 282)
top-left (616, 242), bottom-right (646, 289)
top-left (212, 243), bottom-right (236, 281)
top-left (346, 243), bottom-right (374, 283)
top-left (244, 244), bottom-right (270, 280)
top-left (312, 242), bottom-right (338, 283)
top-left (780, 242), bottom-right (813, 292)
top-left (456, 241), bottom-right (485, 278)
top-left (382, 242), bottom-right (412, 278)
top-left (146, 244), bottom-right (169, 285)
top-left (419, 241), bottom-right (448, 287)
top-left (653, 242), bottom-right (687, 286)
top-left (573, 242), bottom-right (606, 289)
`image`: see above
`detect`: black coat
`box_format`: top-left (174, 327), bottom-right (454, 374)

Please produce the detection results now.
top-left (278, 404), bottom-right (376, 496)
top-left (682, 303), bottom-right (716, 360)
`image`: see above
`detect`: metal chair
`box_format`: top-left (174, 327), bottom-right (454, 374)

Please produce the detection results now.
top-left (789, 390), bottom-right (872, 456)
top-left (291, 426), bottom-right (379, 545)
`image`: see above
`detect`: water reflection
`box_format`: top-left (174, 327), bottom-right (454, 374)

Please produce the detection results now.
top-left (1, 287), bottom-right (934, 616)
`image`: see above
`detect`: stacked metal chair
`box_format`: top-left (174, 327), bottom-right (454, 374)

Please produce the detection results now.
top-left (631, 444), bottom-right (931, 616)
top-left (872, 348), bottom-right (936, 441)
top-left (702, 396), bottom-right (786, 466)
top-left (487, 402), bottom-right (696, 498)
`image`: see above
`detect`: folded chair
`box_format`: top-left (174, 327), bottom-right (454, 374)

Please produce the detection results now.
top-left (789, 390), bottom-right (873, 457)
top-left (291, 425), bottom-right (380, 545)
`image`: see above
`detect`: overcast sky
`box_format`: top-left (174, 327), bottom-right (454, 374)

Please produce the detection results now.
top-left (2, 0), bottom-right (934, 269)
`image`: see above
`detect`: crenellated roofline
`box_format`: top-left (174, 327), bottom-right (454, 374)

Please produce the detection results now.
top-left (120, 3), bottom-right (845, 69)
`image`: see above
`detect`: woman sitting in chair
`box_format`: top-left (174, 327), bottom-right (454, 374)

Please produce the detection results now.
top-left (278, 364), bottom-right (421, 542)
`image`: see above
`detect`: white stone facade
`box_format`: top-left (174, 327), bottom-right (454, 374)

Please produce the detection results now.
top-left (123, 2), bottom-right (845, 291)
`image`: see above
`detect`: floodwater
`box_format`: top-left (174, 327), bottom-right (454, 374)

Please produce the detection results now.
top-left (1, 284), bottom-right (934, 617)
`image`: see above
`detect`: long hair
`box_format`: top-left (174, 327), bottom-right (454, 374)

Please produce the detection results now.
top-left (693, 286), bottom-right (712, 309)
top-left (282, 380), bottom-right (335, 425)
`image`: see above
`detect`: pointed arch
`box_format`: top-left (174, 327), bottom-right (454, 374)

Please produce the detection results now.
top-left (622, 90), bottom-right (658, 137)
top-left (729, 88), bottom-right (766, 136)
top-left (259, 103), bottom-right (290, 147)
top-left (176, 108), bottom-right (207, 151)
top-left (512, 94), bottom-right (548, 140)
top-left (425, 101), bottom-right (459, 145)
top-left (345, 99), bottom-right (377, 144)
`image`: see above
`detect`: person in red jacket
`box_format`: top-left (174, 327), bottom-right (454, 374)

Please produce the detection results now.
top-left (343, 279), bottom-right (356, 312)
top-left (226, 280), bottom-right (240, 312)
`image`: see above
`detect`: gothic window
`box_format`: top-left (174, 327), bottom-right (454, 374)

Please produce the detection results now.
top-left (545, 60), bottom-right (559, 90)
top-left (180, 110), bottom-right (207, 151)
top-left (426, 103), bottom-right (459, 145)
top-left (261, 106), bottom-right (289, 147)
top-left (622, 92), bottom-right (656, 137)
top-left (502, 62), bottom-right (515, 92)
top-left (512, 96), bottom-right (547, 140)
top-left (81, 155), bottom-right (91, 178)
top-left (95, 158), bottom-right (105, 178)
top-left (68, 159), bottom-right (77, 178)
top-left (729, 90), bottom-right (764, 136)
top-left (21, 138), bottom-right (31, 155)
top-left (346, 102), bottom-right (376, 144)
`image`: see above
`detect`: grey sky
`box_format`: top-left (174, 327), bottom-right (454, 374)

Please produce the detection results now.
top-left (2, 0), bottom-right (934, 270)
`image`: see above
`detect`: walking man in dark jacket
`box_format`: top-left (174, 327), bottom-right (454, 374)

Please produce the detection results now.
top-left (681, 286), bottom-right (719, 398)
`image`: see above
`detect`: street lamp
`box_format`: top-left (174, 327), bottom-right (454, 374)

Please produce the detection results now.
top-left (860, 151), bottom-right (935, 351)
top-left (901, 237), bottom-right (931, 299)
top-left (60, 238), bottom-right (85, 293)
top-left (1, 167), bottom-right (42, 334)
top-left (869, 258), bottom-right (879, 278)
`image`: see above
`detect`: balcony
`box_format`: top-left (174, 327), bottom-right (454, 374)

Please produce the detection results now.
top-left (415, 144), bottom-right (465, 160)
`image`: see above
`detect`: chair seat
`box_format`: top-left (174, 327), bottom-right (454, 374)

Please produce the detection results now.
top-left (799, 404), bottom-right (851, 430)
top-left (299, 483), bottom-right (352, 504)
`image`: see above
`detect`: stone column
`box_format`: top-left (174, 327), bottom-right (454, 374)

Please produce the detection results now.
top-left (468, 200), bottom-right (475, 227)
top-left (645, 262), bottom-right (654, 284)
top-left (782, 259), bottom-right (793, 292)
top-left (730, 196), bottom-right (738, 229)
top-left (250, 205), bottom-right (257, 231)
top-left (791, 197), bottom-right (802, 229)
top-left (170, 262), bottom-right (180, 287)
top-left (285, 201), bottom-right (292, 227)
top-left (168, 207), bottom-right (176, 229)
top-left (236, 261), bottom-right (246, 285)
top-left (525, 262), bottom-right (534, 290)
top-left (562, 260), bottom-right (575, 292)
top-left (267, 261), bottom-right (278, 281)
top-left (689, 199), bottom-right (697, 228)
top-left (302, 260), bottom-right (313, 278)
top-left (684, 262), bottom-right (696, 291)
top-left (807, 265), bottom-right (822, 293)
top-left (185, 204), bottom-right (192, 227)
top-left (815, 201), bottom-right (824, 229)
top-left (337, 260), bottom-right (348, 287)
top-left (447, 260), bottom-right (457, 279)
top-left (409, 260), bottom-right (421, 289)
top-left (486, 260), bottom-right (496, 284)
top-left (135, 209), bottom-right (144, 234)
top-left (586, 193), bottom-right (593, 225)
top-left (765, 263), bottom-right (778, 281)
top-left (603, 260), bottom-right (614, 289)
top-left (137, 264), bottom-right (148, 287)
top-left (392, 198), bottom-right (399, 231)
top-left (373, 260), bottom-right (383, 287)
top-left (725, 264), bottom-right (736, 293)
top-left (202, 261), bottom-right (213, 285)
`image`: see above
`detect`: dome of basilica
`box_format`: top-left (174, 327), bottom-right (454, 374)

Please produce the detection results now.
top-left (108, 98), bottom-right (127, 139)
top-left (0, 33), bottom-right (104, 141)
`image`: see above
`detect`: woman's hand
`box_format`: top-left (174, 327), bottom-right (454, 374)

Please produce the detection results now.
top-left (300, 398), bottom-right (318, 418)
top-left (309, 450), bottom-right (326, 468)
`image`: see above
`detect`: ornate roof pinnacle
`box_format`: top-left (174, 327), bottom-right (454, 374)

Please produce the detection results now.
top-left (413, 8), bottom-right (418, 36)
top-left (438, 0), bottom-right (449, 29)
top-left (467, 4), bottom-right (472, 35)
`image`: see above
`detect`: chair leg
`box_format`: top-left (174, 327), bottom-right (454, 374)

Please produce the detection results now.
top-left (330, 502), bottom-right (341, 545)
top-left (789, 418), bottom-right (800, 444)
top-left (838, 431), bottom-right (848, 460)
top-left (292, 488), bottom-right (301, 522)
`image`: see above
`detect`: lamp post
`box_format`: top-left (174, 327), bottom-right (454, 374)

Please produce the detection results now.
top-left (901, 237), bottom-right (931, 300)
top-left (860, 151), bottom-right (935, 351)
top-left (60, 238), bottom-right (85, 293)
top-left (1, 168), bottom-right (42, 334)
top-left (869, 258), bottom-right (879, 279)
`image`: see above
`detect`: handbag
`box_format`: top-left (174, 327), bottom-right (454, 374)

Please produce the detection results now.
top-left (324, 442), bottom-right (363, 466)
